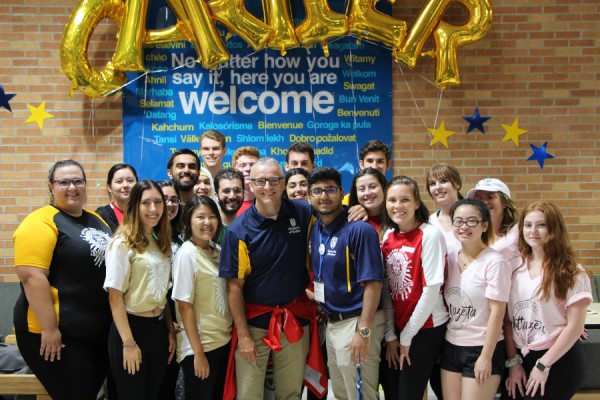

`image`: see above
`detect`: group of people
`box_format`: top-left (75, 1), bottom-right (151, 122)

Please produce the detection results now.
top-left (12, 132), bottom-right (592, 400)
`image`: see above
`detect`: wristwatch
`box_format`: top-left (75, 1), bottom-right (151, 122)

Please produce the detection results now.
top-left (535, 359), bottom-right (550, 372)
top-left (357, 327), bottom-right (371, 339)
top-left (505, 354), bottom-right (523, 368)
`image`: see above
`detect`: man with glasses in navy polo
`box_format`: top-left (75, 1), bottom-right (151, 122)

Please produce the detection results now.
top-left (219, 157), bottom-right (326, 400)
top-left (308, 166), bottom-right (385, 400)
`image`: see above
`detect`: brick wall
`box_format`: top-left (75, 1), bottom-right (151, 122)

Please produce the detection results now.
top-left (0, 0), bottom-right (598, 281)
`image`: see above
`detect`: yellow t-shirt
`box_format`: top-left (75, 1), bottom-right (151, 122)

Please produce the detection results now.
top-left (104, 234), bottom-right (171, 313)
top-left (172, 240), bottom-right (232, 361)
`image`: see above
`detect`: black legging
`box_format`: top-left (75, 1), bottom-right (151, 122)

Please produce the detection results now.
top-left (16, 328), bottom-right (109, 400)
top-left (512, 341), bottom-right (585, 400)
top-left (181, 342), bottom-right (231, 400)
top-left (108, 313), bottom-right (169, 400)
top-left (386, 324), bottom-right (447, 400)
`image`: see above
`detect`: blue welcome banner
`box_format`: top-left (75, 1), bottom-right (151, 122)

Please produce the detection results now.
top-left (122, 0), bottom-right (392, 190)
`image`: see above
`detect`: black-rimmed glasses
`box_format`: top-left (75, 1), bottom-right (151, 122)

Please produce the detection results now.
top-left (250, 177), bottom-right (284, 187)
top-left (51, 178), bottom-right (86, 188)
top-left (309, 186), bottom-right (340, 197)
top-left (451, 219), bottom-right (483, 228)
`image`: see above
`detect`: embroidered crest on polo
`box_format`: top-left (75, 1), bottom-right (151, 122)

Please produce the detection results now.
top-left (288, 217), bottom-right (301, 234)
top-left (330, 236), bottom-right (338, 249)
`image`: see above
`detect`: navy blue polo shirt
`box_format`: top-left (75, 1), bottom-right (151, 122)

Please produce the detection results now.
top-left (310, 208), bottom-right (384, 316)
top-left (219, 199), bottom-right (315, 328)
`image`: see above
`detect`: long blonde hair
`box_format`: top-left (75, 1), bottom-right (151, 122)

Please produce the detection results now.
top-left (115, 180), bottom-right (172, 257)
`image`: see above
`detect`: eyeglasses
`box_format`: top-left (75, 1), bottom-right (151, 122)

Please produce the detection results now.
top-left (309, 186), bottom-right (340, 197)
top-left (250, 177), bottom-right (284, 187)
top-left (221, 187), bottom-right (243, 195)
top-left (165, 196), bottom-right (180, 205)
top-left (51, 178), bottom-right (86, 188)
top-left (451, 219), bottom-right (483, 228)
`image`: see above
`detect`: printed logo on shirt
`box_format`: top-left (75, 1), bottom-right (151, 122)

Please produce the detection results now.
top-left (147, 257), bottom-right (172, 302)
top-left (288, 218), bottom-right (301, 234)
top-left (445, 287), bottom-right (476, 329)
top-left (80, 227), bottom-right (111, 268)
top-left (512, 300), bottom-right (546, 345)
top-left (385, 248), bottom-right (413, 301)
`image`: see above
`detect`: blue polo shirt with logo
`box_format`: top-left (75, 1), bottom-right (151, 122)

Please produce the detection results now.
top-left (219, 198), bottom-right (315, 328)
top-left (310, 208), bottom-right (384, 316)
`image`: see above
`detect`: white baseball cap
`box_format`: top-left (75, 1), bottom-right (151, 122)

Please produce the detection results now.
top-left (466, 178), bottom-right (511, 199)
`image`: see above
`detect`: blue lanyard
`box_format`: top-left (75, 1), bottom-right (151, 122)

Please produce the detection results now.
top-left (356, 365), bottom-right (362, 400)
top-left (317, 226), bottom-right (331, 282)
top-left (317, 221), bottom-right (342, 281)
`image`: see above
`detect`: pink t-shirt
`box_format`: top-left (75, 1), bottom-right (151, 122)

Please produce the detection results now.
top-left (428, 211), bottom-right (461, 256)
top-left (444, 247), bottom-right (511, 346)
top-left (381, 223), bottom-right (449, 331)
top-left (491, 224), bottom-right (521, 271)
top-left (508, 263), bottom-right (592, 355)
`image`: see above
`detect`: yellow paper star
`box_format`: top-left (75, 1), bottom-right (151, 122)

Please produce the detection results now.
top-left (501, 118), bottom-right (528, 146)
top-left (25, 101), bottom-right (54, 130)
top-left (429, 121), bottom-right (456, 148)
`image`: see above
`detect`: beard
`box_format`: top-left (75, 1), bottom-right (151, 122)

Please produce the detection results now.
top-left (219, 197), bottom-right (242, 215)
top-left (174, 173), bottom-right (196, 192)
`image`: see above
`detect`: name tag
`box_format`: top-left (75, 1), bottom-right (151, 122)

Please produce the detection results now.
top-left (314, 281), bottom-right (325, 303)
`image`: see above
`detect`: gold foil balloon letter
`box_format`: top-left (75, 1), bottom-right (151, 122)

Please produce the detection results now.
top-left (432, 0), bottom-right (492, 87)
top-left (263, 0), bottom-right (299, 55)
top-left (60, 0), bottom-right (127, 98)
top-left (295, 0), bottom-right (347, 55)
top-left (346, 0), bottom-right (406, 52)
top-left (209, 0), bottom-right (274, 52)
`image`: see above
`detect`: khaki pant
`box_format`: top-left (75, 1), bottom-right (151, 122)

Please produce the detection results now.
top-left (326, 310), bottom-right (385, 400)
top-left (235, 325), bottom-right (310, 400)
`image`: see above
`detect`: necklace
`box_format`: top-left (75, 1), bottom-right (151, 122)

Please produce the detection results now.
top-left (458, 245), bottom-right (487, 271)
top-left (458, 253), bottom-right (474, 270)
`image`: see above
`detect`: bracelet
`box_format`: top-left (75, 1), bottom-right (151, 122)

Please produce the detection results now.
top-left (505, 354), bottom-right (523, 368)
top-left (122, 341), bottom-right (137, 348)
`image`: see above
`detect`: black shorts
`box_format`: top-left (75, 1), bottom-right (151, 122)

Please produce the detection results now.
top-left (440, 339), bottom-right (506, 378)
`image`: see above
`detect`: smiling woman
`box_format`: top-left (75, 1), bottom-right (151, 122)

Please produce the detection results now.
top-left (381, 176), bottom-right (449, 400)
top-left (96, 163), bottom-right (138, 233)
top-left (13, 159), bottom-right (113, 399)
top-left (441, 198), bottom-right (511, 400)
top-left (104, 180), bottom-right (176, 400)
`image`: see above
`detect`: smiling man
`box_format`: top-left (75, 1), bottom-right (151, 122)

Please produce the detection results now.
top-left (232, 146), bottom-right (260, 216)
top-left (285, 141), bottom-right (316, 173)
top-left (199, 129), bottom-right (227, 179)
top-left (214, 168), bottom-right (244, 227)
top-left (308, 166), bottom-right (385, 400)
top-left (219, 157), bottom-right (324, 400)
top-left (167, 148), bottom-right (200, 205)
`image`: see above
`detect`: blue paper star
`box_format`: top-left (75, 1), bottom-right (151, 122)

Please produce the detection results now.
top-left (0, 84), bottom-right (16, 112)
top-left (527, 142), bottom-right (554, 169)
top-left (463, 107), bottom-right (490, 134)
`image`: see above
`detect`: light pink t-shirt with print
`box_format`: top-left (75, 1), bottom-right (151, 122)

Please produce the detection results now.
top-left (444, 247), bottom-right (512, 346)
top-left (508, 263), bottom-right (592, 355)
top-left (491, 224), bottom-right (521, 271)
top-left (429, 211), bottom-right (461, 256)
